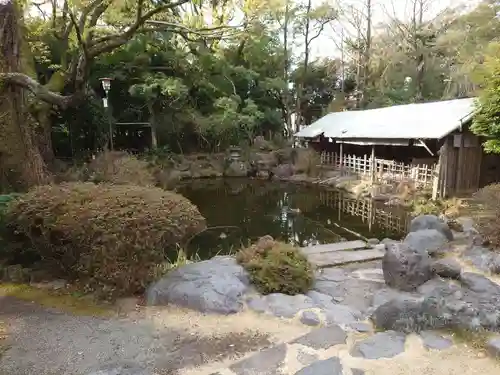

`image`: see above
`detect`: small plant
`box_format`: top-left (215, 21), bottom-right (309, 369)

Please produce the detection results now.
top-left (236, 235), bottom-right (314, 295)
top-left (472, 183), bottom-right (500, 248)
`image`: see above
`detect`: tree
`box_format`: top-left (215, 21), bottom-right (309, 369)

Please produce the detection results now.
top-left (471, 42), bottom-right (500, 154)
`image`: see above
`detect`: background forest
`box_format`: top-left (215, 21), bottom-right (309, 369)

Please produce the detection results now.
top-left (1, 0), bottom-right (500, 189)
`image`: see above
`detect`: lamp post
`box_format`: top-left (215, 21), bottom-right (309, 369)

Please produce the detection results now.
top-left (100, 77), bottom-right (113, 150)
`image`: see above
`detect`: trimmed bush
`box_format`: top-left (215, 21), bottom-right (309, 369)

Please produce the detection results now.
top-left (4, 182), bottom-right (206, 296)
top-left (236, 235), bottom-right (314, 295)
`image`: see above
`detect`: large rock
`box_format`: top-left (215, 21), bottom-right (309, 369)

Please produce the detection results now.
top-left (409, 214), bottom-right (453, 241)
top-left (431, 258), bottom-right (462, 279)
top-left (272, 163), bottom-right (294, 178)
top-left (382, 243), bottom-right (432, 291)
top-left (351, 331), bottom-right (406, 359)
top-left (224, 161), bottom-right (249, 177)
top-left (403, 229), bottom-right (448, 255)
top-left (146, 256), bottom-right (249, 314)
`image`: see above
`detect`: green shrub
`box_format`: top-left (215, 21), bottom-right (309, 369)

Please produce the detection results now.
top-left (236, 235), bottom-right (314, 295)
top-left (4, 182), bottom-right (206, 296)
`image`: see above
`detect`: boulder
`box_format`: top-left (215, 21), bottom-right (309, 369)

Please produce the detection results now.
top-left (431, 258), bottom-right (462, 279)
top-left (272, 163), bottom-right (295, 178)
top-left (382, 242), bottom-right (432, 291)
top-left (409, 214), bottom-right (453, 241)
top-left (146, 256), bottom-right (249, 314)
top-left (403, 229), bottom-right (448, 255)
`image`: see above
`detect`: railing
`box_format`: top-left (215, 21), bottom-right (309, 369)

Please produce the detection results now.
top-left (320, 151), bottom-right (437, 188)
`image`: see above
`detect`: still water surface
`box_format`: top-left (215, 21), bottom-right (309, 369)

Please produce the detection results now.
top-left (177, 179), bottom-right (409, 259)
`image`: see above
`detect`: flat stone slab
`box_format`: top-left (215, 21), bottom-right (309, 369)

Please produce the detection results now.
top-left (307, 248), bottom-right (385, 268)
top-left (419, 331), bottom-right (453, 350)
top-left (229, 343), bottom-right (287, 375)
top-left (301, 240), bottom-right (367, 255)
top-left (351, 331), bottom-right (406, 359)
top-left (294, 357), bottom-right (343, 375)
top-left (291, 325), bottom-right (347, 350)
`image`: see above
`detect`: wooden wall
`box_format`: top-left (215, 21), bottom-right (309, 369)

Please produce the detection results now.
top-left (438, 131), bottom-right (482, 197)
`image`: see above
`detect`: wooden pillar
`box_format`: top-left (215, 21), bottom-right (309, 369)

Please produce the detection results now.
top-left (339, 142), bottom-right (343, 171)
top-left (370, 144), bottom-right (376, 184)
top-left (455, 133), bottom-right (465, 195)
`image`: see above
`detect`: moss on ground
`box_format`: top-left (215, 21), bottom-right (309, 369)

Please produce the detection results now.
top-left (0, 283), bottom-right (112, 317)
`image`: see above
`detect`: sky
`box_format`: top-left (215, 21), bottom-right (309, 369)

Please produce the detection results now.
top-left (309, 0), bottom-right (478, 59)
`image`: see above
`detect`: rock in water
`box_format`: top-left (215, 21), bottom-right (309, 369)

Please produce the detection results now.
top-left (383, 242), bottom-right (432, 291)
top-left (409, 214), bottom-right (453, 241)
top-left (403, 229), bottom-right (448, 255)
top-left (146, 256), bottom-right (249, 314)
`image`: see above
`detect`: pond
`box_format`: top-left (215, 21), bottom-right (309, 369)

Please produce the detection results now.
top-left (177, 179), bottom-right (410, 259)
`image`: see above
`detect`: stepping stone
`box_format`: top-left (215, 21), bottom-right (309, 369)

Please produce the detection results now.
top-left (300, 311), bottom-right (321, 326)
top-left (292, 325), bottom-right (347, 350)
top-left (301, 240), bottom-right (368, 255)
top-left (352, 370), bottom-right (365, 375)
top-left (351, 331), bottom-right (406, 359)
top-left (229, 343), bottom-right (287, 375)
top-left (487, 336), bottom-right (500, 358)
top-left (294, 356), bottom-right (343, 375)
top-left (307, 248), bottom-right (385, 268)
top-left (419, 331), bottom-right (453, 350)
top-left (297, 349), bottom-right (319, 366)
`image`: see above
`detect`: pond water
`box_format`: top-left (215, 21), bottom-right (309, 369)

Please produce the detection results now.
top-left (177, 179), bottom-right (410, 259)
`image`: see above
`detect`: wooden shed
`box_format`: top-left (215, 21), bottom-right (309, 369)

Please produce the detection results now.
top-left (294, 98), bottom-right (500, 198)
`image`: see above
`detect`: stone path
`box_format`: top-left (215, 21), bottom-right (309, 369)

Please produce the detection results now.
top-left (300, 241), bottom-right (368, 255)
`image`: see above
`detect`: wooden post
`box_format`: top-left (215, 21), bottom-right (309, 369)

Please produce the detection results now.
top-left (370, 144), bottom-right (375, 184)
top-left (455, 133), bottom-right (465, 194)
top-left (339, 142), bottom-right (343, 171)
top-left (432, 142), bottom-right (446, 200)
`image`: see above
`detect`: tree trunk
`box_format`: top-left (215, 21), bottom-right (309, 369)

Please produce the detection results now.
top-left (283, 0), bottom-right (292, 136)
top-left (147, 102), bottom-right (158, 149)
top-left (0, 1), bottom-right (52, 189)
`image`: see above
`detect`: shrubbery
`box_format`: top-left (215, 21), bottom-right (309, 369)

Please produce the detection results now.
top-left (3, 182), bottom-right (206, 296)
top-left (236, 235), bottom-right (314, 295)
top-left (472, 183), bottom-right (500, 248)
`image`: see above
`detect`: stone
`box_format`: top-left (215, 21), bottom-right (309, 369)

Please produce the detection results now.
top-left (460, 272), bottom-right (500, 294)
top-left (307, 291), bottom-right (335, 308)
top-left (87, 363), bottom-right (152, 375)
top-left (324, 304), bottom-right (361, 326)
top-left (273, 163), bottom-right (294, 178)
top-left (486, 336), bottom-right (500, 358)
top-left (370, 288), bottom-right (417, 311)
top-left (431, 258), bottom-right (462, 279)
top-left (264, 293), bottom-right (315, 318)
top-left (294, 357), bottom-right (343, 375)
top-left (300, 311), bottom-right (321, 326)
top-left (403, 229), bottom-right (448, 255)
top-left (381, 238), bottom-right (397, 246)
top-left (296, 349), bottom-right (319, 366)
top-left (291, 325), bottom-right (347, 350)
top-left (490, 255), bottom-right (500, 274)
top-left (146, 256), bottom-right (249, 314)
top-left (351, 369), bottom-right (365, 375)
top-left (224, 160), bottom-right (249, 177)
top-left (350, 331), bottom-right (406, 359)
top-left (316, 268), bottom-right (348, 282)
top-left (246, 295), bottom-right (268, 313)
top-left (229, 344), bottom-right (287, 375)
top-left (367, 238), bottom-right (380, 245)
top-left (419, 331), bottom-right (453, 350)
top-left (371, 297), bottom-right (434, 332)
top-left (348, 322), bottom-right (372, 332)
top-left (409, 214), bottom-right (453, 241)
top-left (383, 242), bottom-right (432, 291)
top-left (463, 246), bottom-right (497, 273)
top-left (308, 248), bottom-right (385, 267)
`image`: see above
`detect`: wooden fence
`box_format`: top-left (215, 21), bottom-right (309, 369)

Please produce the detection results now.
top-left (320, 151), bottom-right (437, 188)
top-left (319, 189), bottom-right (410, 235)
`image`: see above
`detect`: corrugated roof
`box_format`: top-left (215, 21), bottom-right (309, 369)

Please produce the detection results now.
top-left (294, 98), bottom-right (476, 140)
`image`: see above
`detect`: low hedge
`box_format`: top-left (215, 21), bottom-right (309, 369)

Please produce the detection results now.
top-left (236, 236), bottom-right (314, 295)
top-left (4, 182), bottom-right (206, 296)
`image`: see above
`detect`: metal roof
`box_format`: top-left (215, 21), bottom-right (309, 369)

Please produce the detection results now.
top-left (294, 98), bottom-right (476, 140)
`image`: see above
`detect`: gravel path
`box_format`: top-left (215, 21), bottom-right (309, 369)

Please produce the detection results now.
top-left (0, 296), bottom-right (309, 375)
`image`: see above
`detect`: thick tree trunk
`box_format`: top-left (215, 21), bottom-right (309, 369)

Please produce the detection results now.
top-left (0, 1), bottom-right (52, 189)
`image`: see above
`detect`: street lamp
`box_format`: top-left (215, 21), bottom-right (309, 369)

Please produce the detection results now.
top-left (100, 77), bottom-right (113, 150)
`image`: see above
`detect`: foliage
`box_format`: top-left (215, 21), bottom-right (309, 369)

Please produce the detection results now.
top-left (86, 151), bottom-right (156, 186)
top-left (471, 42), bottom-right (500, 153)
top-left (471, 183), bottom-right (500, 249)
top-left (236, 235), bottom-right (314, 295)
top-left (4, 182), bottom-right (206, 297)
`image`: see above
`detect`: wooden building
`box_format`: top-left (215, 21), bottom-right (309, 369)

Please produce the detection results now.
top-left (294, 98), bottom-right (500, 198)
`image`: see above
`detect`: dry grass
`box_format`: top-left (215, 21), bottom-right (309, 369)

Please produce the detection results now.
top-left (294, 148), bottom-right (321, 177)
top-left (446, 327), bottom-right (493, 351)
top-left (471, 184), bottom-right (500, 248)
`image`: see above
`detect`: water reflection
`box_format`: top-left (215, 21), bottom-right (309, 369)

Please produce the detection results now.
top-left (177, 179), bottom-right (409, 259)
